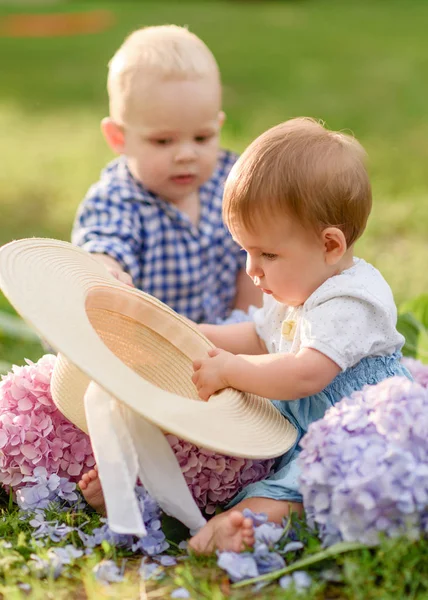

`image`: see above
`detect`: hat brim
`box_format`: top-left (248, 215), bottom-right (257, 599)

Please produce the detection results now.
top-left (0, 239), bottom-right (297, 459)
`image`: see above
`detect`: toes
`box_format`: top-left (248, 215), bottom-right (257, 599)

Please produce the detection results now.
top-left (241, 517), bottom-right (255, 547)
top-left (229, 511), bottom-right (244, 529)
top-left (87, 469), bottom-right (98, 481)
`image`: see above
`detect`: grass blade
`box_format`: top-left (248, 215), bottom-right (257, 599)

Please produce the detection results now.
top-left (232, 541), bottom-right (367, 588)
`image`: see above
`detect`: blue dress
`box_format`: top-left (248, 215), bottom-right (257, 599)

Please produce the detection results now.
top-left (228, 353), bottom-right (412, 506)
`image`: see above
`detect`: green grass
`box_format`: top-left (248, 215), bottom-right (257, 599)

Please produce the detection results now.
top-left (0, 490), bottom-right (427, 600)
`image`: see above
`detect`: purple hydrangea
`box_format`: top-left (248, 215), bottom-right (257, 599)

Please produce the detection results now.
top-left (401, 358), bottom-right (428, 389)
top-left (16, 466), bottom-right (80, 512)
top-left (299, 376), bottom-right (428, 546)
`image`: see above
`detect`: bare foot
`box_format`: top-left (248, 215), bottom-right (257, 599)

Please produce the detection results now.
top-left (189, 510), bottom-right (255, 554)
top-left (78, 466), bottom-right (106, 514)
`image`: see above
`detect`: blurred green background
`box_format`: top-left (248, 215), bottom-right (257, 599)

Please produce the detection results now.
top-left (0, 0), bottom-right (427, 367)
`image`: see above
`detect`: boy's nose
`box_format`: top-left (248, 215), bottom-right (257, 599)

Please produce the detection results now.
top-left (175, 143), bottom-right (197, 162)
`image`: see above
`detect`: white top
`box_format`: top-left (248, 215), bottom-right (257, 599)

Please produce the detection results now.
top-left (253, 258), bottom-right (405, 371)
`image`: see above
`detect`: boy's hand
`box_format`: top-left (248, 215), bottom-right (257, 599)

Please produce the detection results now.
top-left (107, 267), bottom-right (134, 287)
top-left (192, 348), bottom-right (234, 401)
top-left (93, 254), bottom-right (134, 287)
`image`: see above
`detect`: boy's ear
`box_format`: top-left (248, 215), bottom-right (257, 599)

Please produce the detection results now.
top-left (218, 111), bottom-right (226, 128)
top-left (101, 117), bottom-right (125, 154)
top-left (322, 227), bottom-right (347, 265)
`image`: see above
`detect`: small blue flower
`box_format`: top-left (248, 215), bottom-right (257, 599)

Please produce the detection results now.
top-left (50, 545), bottom-right (84, 564)
top-left (29, 553), bottom-right (63, 580)
top-left (93, 560), bottom-right (124, 584)
top-left (254, 523), bottom-right (284, 547)
top-left (253, 544), bottom-right (285, 574)
top-left (156, 555), bottom-right (177, 567)
top-left (242, 508), bottom-right (268, 527)
top-left (282, 541), bottom-right (304, 553)
top-left (170, 588), bottom-right (190, 599)
top-left (279, 571), bottom-right (312, 591)
top-left (217, 552), bottom-right (259, 582)
top-left (139, 560), bottom-right (164, 581)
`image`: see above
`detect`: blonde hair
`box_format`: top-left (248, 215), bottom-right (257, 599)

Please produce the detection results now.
top-left (108, 25), bottom-right (221, 126)
top-left (223, 118), bottom-right (372, 246)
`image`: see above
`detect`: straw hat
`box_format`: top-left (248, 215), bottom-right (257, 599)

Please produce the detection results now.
top-left (0, 238), bottom-right (297, 535)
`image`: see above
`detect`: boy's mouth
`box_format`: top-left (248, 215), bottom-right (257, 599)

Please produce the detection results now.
top-left (170, 174), bottom-right (196, 185)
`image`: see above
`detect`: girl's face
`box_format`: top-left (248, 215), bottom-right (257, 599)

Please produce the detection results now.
top-left (231, 215), bottom-right (333, 307)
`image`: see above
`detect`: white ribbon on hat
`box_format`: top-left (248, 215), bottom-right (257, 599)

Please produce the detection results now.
top-left (84, 382), bottom-right (207, 536)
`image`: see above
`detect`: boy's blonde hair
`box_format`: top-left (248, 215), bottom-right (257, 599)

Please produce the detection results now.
top-left (223, 118), bottom-right (372, 246)
top-left (108, 25), bottom-right (221, 126)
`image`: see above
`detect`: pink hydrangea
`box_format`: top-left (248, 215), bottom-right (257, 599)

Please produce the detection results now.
top-left (167, 435), bottom-right (274, 514)
top-left (0, 355), bottom-right (95, 489)
top-left (0, 355), bottom-right (273, 511)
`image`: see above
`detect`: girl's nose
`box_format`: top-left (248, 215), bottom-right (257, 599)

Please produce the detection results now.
top-left (246, 255), bottom-right (263, 280)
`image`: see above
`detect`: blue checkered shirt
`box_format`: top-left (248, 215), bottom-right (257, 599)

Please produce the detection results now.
top-left (72, 150), bottom-right (246, 323)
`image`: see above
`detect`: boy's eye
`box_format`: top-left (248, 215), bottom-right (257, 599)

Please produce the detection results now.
top-left (262, 252), bottom-right (278, 260)
top-left (195, 134), bottom-right (213, 143)
top-left (153, 138), bottom-right (173, 146)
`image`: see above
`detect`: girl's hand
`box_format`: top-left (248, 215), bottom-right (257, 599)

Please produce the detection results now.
top-left (192, 348), bottom-right (234, 401)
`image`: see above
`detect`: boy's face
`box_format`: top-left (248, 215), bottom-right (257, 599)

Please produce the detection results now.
top-left (114, 77), bottom-right (223, 206)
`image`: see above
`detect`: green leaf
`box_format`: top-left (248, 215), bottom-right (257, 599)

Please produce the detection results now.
top-left (400, 294), bottom-right (428, 329)
top-left (398, 295), bottom-right (428, 362)
top-left (397, 312), bottom-right (421, 358)
top-left (0, 311), bottom-right (38, 342)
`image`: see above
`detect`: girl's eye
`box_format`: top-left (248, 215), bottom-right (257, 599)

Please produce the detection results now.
top-left (262, 253), bottom-right (278, 260)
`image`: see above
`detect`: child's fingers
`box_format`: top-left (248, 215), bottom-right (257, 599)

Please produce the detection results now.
top-left (208, 348), bottom-right (221, 358)
top-left (117, 272), bottom-right (134, 286)
top-left (108, 268), bottom-right (134, 287)
top-left (197, 387), bottom-right (211, 402)
top-left (193, 359), bottom-right (202, 371)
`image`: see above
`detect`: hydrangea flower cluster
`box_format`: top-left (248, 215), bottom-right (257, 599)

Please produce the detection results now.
top-left (166, 435), bottom-right (274, 514)
top-left (0, 354), bottom-right (273, 513)
top-left (401, 357), bottom-right (428, 389)
top-left (0, 355), bottom-right (95, 489)
top-left (16, 466), bottom-right (80, 512)
top-left (299, 376), bottom-right (428, 546)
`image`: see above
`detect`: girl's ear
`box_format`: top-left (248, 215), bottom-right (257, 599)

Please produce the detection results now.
top-left (101, 117), bottom-right (125, 154)
top-left (218, 111), bottom-right (226, 128)
top-left (322, 227), bottom-right (348, 265)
